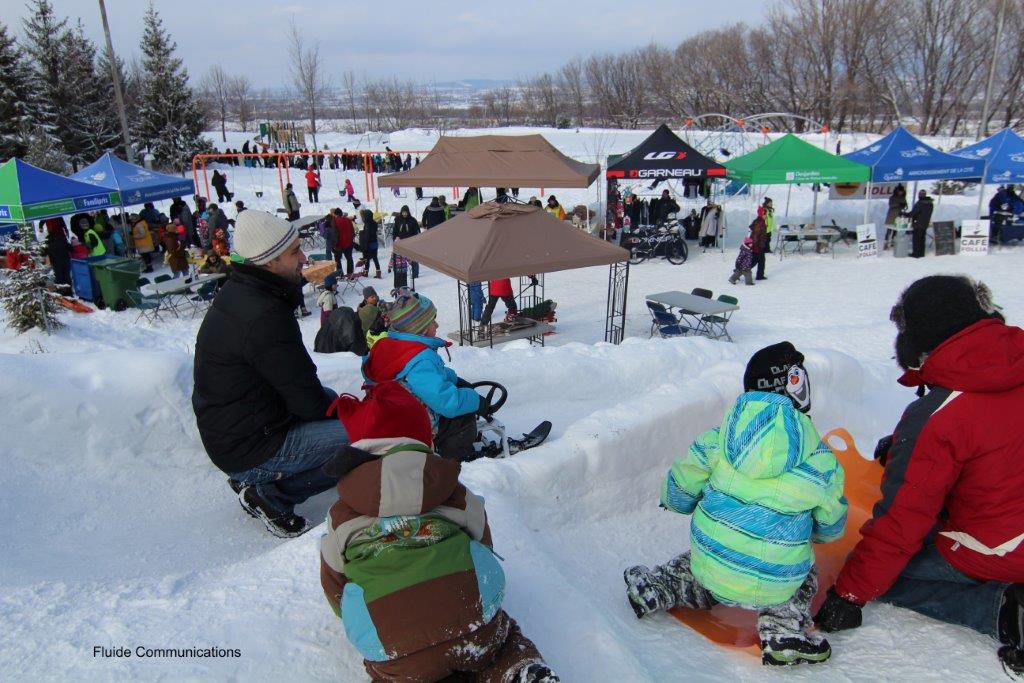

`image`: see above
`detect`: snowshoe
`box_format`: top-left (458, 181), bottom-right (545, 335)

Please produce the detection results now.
top-left (1000, 646), bottom-right (1024, 678)
top-left (507, 421), bottom-right (552, 455)
top-left (623, 565), bottom-right (672, 618)
top-left (760, 636), bottom-right (831, 666)
top-left (516, 662), bottom-right (560, 683)
top-left (238, 486), bottom-right (310, 538)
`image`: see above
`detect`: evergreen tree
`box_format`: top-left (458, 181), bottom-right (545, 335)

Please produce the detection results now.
top-left (96, 44), bottom-right (136, 159)
top-left (0, 229), bottom-right (64, 334)
top-left (0, 21), bottom-right (32, 161)
top-left (22, 125), bottom-right (70, 172)
top-left (62, 22), bottom-right (120, 163)
top-left (136, 2), bottom-right (209, 172)
top-left (21, 0), bottom-right (70, 171)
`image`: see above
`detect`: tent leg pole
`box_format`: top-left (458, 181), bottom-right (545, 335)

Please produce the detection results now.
top-left (977, 181), bottom-right (987, 219)
top-left (863, 181), bottom-right (871, 225)
top-left (785, 183), bottom-right (792, 217)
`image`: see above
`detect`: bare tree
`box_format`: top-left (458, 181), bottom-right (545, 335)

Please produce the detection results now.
top-left (494, 86), bottom-right (516, 126)
top-left (558, 57), bottom-right (586, 125)
top-left (287, 17), bottom-right (329, 149)
top-left (200, 64), bottom-right (231, 142)
top-left (341, 69), bottom-right (360, 130)
top-left (365, 77), bottom-right (419, 132)
top-left (229, 75), bottom-right (253, 133)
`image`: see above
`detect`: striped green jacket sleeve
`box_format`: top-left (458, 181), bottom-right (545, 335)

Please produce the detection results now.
top-left (809, 441), bottom-right (848, 543)
top-left (661, 427), bottom-right (721, 515)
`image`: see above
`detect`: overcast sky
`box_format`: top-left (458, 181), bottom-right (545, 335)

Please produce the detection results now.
top-left (5, 0), bottom-right (769, 87)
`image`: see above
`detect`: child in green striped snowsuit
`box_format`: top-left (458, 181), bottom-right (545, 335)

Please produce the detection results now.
top-left (624, 342), bottom-right (848, 666)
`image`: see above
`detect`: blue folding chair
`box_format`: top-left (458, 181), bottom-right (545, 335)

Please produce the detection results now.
top-left (645, 300), bottom-right (689, 338)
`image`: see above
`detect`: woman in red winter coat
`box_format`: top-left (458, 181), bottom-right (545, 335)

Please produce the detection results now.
top-left (478, 278), bottom-right (518, 329)
top-left (749, 216), bottom-right (768, 281)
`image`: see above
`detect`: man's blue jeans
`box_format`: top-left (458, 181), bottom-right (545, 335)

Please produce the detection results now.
top-left (879, 542), bottom-right (1009, 638)
top-left (469, 282), bottom-right (484, 322)
top-left (233, 418), bottom-right (348, 515)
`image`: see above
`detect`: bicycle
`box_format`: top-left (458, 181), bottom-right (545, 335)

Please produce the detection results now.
top-left (622, 222), bottom-right (688, 265)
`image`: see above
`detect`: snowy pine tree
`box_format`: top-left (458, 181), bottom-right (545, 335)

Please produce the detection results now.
top-left (62, 22), bottom-right (121, 164)
top-left (22, 126), bottom-right (71, 172)
top-left (21, 0), bottom-right (70, 171)
top-left (0, 229), bottom-right (64, 334)
top-left (0, 21), bottom-right (32, 161)
top-left (96, 44), bottom-right (136, 159)
top-left (136, 2), bottom-right (209, 172)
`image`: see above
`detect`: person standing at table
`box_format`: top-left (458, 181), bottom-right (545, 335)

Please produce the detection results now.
top-left (909, 190), bottom-right (934, 258)
top-left (884, 184), bottom-right (908, 250)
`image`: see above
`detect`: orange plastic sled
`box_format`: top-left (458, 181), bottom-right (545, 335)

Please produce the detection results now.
top-left (668, 428), bottom-right (883, 652)
top-left (58, 297), bottom-right (93, 313)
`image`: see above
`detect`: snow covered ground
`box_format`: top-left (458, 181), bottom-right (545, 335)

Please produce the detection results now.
top-left (1, 126), bottom-right (1020, 681)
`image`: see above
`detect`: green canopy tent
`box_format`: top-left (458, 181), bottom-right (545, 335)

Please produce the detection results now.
top-left (0, 158), bottom-right (121, 223)
top-left (725, 134), bottom-right (870, 225)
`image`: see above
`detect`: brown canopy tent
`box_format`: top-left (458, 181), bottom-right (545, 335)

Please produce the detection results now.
top-left (377, 134), bottom-right (601, 189)
top-left (394, 202), bottom-right (630, 346)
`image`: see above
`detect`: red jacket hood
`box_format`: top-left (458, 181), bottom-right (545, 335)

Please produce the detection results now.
top-left (362, 337), bottom-right (428, 383)
top-left (899, 319), bottom-right (1024, 392)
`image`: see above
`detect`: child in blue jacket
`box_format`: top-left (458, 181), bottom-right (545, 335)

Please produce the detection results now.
top-left (361, 289), bottom-right (488, 461)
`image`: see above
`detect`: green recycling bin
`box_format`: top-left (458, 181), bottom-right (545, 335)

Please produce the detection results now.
top-left (91, 257), bottom-right (142, 309)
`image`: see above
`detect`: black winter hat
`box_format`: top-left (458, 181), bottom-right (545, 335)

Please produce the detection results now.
top-left (743, 341), bottom-right (805, 394)
top-left (890, 275), bottom-right (1002, 369)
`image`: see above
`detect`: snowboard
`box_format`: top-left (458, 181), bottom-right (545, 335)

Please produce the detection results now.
top-left (485, 316), bottom-right (538, 337)
top-left (667, 428), bottom-right (883, 652)
top-left (508, 420), bottom-right (552, 455)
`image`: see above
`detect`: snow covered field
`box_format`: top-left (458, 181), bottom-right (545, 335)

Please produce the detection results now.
top-left (1, 126), bottom-right (1020, 681)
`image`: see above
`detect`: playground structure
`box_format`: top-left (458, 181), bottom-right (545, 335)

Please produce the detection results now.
top-left (190, 149), bottom-right (435, 209)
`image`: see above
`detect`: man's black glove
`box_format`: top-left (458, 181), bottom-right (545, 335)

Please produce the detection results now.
top-left (475, 393), bottom-right (492, 418)
top-left (873, 434), bottom-right (894, 466)
top-left (814, 587), bottom-right (863, 632)
top-left (455, 377), bottom-right (473, 389)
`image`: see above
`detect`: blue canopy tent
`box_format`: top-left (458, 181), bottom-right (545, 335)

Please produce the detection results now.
top-left (954, 129), bottom-right (1024, 216)
top-left (71, 153), bottom-right (194, 206)
top-left (0, 158), bottom-right (121, 223)
top-left (71, 153), bottom-right (195, 254)
top-left (843, 127), bottom-right (985, 222)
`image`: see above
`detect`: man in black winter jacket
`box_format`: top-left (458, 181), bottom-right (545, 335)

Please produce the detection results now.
top-left (909, 190), bottom-right (934, 258)
top-left (192, 210), bottom-right (348, 538)
top-left (422, 196), bottom-right (447, 229)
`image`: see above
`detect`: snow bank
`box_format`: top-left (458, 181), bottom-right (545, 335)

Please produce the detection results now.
top-left (0, 334), bottom-right (1002, 680)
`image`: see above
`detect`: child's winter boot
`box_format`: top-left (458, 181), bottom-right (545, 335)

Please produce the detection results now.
top-left (516, 662), bottom-right (559, 683)
top-left (999, 584), bottom-right (1024, 677)
top-left (760, 635), bottom-right (831, 666)
top-left (623, 565), bottom-right (674, 618)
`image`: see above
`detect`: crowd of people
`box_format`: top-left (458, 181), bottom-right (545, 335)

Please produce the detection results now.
top-left (212, 140), bottom-right (421, 176)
